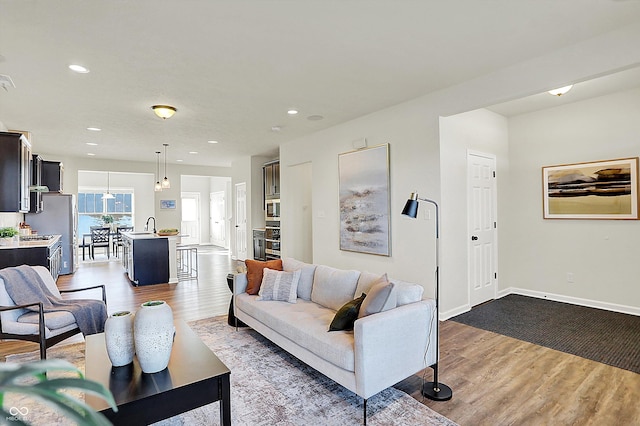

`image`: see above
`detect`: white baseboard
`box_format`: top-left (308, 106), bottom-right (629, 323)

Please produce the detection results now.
top-left (441, 304), bottom-right (471, 321)
top-left (498, 287), bottom-right (640, 316)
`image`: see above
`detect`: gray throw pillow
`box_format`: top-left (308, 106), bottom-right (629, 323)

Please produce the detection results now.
top-left (282, 257), bottom-right (317, 300)
top-left (257, 268), bottom-right (301, 303)
top-left (358, 274), bottom-right (397, 318)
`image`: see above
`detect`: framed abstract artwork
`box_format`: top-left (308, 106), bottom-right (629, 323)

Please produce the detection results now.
top-left (542, 157), bottom-right (639, 219)
top-left (160, 199), bottom-right (176, 209)
top-left (338, 143), bottom-right (391, 256)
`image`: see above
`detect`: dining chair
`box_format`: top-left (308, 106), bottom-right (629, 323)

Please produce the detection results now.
top-left (113, 226), bottom-right (133, 257)
top-left (90, 226), bottom-right (111, 260)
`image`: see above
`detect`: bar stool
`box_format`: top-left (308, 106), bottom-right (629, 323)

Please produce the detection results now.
top-left (176, 245), bottom-right (198, 280)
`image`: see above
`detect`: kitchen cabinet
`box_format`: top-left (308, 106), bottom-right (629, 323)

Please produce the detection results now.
top-left (42, 160), bottom-right (64, 193)
top-left (29, 154), bottom-right (43, 213)
top-left (263, 160), bottom-right (280, 199)
top-left (122, 232), bottom-right (170, 286)
top-left (0, 131), bottom-right (31, 212)
top-left (0, 235), bottom-right (62, 281)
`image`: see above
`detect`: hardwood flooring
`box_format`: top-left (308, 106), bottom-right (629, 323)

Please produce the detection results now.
top-left (2, 251), bottom-right (639, 425)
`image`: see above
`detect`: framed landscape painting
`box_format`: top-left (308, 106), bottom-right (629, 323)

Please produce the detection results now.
top-left (338, 144), bottom-right (390, 256)
top-left (542, 157), bottom-right (639, 220)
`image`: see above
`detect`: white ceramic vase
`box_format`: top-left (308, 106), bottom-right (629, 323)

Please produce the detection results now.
top-left (133, 300), bottom-right (175, 373)
top-left (105, 311), bottom-right (135, 367)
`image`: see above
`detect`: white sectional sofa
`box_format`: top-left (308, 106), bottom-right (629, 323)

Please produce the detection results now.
top-left (233, 257), bottom-right (437, 419)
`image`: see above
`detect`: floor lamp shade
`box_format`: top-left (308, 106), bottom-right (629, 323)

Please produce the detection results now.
top-left (401, 192), bottom-right (452, 402)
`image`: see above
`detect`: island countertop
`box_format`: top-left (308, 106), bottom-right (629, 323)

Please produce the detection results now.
top-left (122, 231), bottom-right (182, 240)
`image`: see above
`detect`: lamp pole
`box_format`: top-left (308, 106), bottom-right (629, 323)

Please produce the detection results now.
top-left (402, 192), bottom-right (452, 401)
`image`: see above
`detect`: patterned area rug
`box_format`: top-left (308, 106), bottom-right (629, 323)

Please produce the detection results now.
top-left (5, 316), bottom-right (456, 426)
top-left (451, 294), bottom-right (640, 374)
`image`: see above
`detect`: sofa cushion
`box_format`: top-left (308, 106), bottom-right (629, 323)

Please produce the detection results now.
top-left (329, 294), bottom-right (366, 331)
top-left (282, 257), bottom-right (317, 301)
top-left (358, 274), bottom-right (396, 318)
top-left (257, 268), bottom-right (301, 303)
top-left (354, 271), bottom-right (384, 298)
top-left (311, 265), bottom-right (360, 311)
top-left (245, 259), bottom-right (283, 295)
top-left (236, 294), bottom-right (356, 371)
top-left (391, 279), bottom-right (425, 306)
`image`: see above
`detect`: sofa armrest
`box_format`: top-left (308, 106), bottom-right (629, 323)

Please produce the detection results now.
top-left (233, 273), bottom-right (248, 295)
top-left (353, 299), bottom-right (437, 399)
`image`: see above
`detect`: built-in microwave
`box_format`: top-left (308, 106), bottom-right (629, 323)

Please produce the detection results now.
top-left (265, 198), bottom-right (280, 221)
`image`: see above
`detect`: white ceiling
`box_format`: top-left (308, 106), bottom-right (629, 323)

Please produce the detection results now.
top-left (1, 1), bottom-right (640, 167)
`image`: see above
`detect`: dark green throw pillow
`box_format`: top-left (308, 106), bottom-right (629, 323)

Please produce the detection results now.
top-left (329, 293), bottom-right (366, 332)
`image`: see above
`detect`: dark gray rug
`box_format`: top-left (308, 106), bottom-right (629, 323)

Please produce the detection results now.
top-left (451, 294), bottom-right (640, 374)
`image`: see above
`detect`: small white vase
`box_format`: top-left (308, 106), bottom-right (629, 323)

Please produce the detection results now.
top-left (105, 311), bottom-right (135, 367)
top-left (133, 300), bottom-right (175, 374)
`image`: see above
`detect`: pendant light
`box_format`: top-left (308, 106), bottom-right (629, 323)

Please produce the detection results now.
top-left (103, 172), bottom-right (115, 199)
top-left (154, 151), bottom-right (162, 191)
top-left (161, 143), bottom-right (170, 189)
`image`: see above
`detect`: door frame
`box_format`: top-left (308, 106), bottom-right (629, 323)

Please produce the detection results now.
top-left (466, 150), bottom-right (498, 307)
top-left (234, 182), bottom-right (248, 260)
top-left (180, 191), bottom-right (201, 245)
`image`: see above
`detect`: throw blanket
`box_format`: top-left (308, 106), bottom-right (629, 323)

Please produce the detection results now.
top-left (0, 265), bottom-right (106, 336)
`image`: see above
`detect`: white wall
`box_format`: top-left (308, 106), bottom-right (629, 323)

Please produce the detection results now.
top-left (284, 161), bottom-right (313, 262)
top-left (439, 109), bottom-right (509, 317)
top-left (501, 88), bottom-right (640, 314)
top-left (279, 22), bottom-right (640, 316)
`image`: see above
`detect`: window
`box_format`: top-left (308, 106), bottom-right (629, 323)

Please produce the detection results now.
top-left (78, 191), bottom-right (134, 237)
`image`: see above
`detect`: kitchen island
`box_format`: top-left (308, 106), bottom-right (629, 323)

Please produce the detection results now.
top-left (121, 232), bottom-right (181, 286)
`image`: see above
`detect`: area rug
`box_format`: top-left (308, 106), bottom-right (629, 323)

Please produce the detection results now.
top-left (451, 294), bottom-right (640, 374)
top-left (5, 316), bottom-right (457, 426)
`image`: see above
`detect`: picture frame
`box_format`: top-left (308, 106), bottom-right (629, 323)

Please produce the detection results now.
top-left (542, 157), bottom-right (639, 220)
top-left (338, 143), bottom-right (391, 256)
top-left (160, 199), bottom-right (176, 209)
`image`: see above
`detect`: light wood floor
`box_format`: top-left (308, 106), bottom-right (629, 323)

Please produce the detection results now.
top-left (2, 251), bottom-right (639, 425)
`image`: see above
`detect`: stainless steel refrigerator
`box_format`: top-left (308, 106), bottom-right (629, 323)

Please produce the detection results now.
top-left (25, 193), bottom-right (78, 275)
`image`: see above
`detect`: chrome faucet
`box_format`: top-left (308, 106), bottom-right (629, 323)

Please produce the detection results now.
top-left (145, 217), bottom-right (156, 234)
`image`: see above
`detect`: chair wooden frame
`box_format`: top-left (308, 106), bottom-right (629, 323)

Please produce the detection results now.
top-left (0, 284), bottom-right (107, 359)
top-left (90, 226), bottom-right (111, 260)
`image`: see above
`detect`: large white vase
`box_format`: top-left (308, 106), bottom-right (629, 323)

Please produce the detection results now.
top-left (105, 311), bottom-right (135, 367)
top-left (133, 300), bottom-right (175, 373)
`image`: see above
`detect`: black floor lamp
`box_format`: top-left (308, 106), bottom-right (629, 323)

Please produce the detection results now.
top-left (401, 191), bottom-right (453, 401)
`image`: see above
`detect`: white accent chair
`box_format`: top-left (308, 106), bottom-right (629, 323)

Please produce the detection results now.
top-left (0, 265), bottom-right (106, 359)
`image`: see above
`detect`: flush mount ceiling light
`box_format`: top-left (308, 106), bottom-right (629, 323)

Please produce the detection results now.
top-left (154, 151), bottom-right (162, 192)
top-left (161, 143), bottom-right (170, 189)
top-left (152, 105), bottom-right (177, 120)
top-left (69, 64), bottom-right (90, 73)
top-left (547, 85), bottom-right (573, 96)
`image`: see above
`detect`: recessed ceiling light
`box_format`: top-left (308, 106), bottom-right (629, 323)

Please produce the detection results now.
top-left (287, 109), bottom-right (299, 115)
top-left (86, 142), bottom-right (98, 146)
top-left (69, 64), bottom-right (90, 73)
top-left (189, 151), bottom-right (199, 155)
top-left (208, 140), bottom-right (218, 144)
top-left (271, 126), bottom-right (282, 132)
top-left (307, 115), bottom-right (324, 121)
top-left (547, 85), bottom-right (573, 96)
top-left (176, 159), bottom-right (184, 162)
top-left (87, 153), bottom-right (96, 156)
top-left (87, 127), bottom-right (101, 131)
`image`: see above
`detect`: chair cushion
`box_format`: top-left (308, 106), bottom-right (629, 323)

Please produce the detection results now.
top-left (18, 310), bottom-right (77, 330)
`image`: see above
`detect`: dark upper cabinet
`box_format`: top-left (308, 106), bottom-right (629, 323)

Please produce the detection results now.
top-left (29, 154), bottom-right (43, 213)
top-left (263, 161), bottom-right (280, 200)
top-left (0, 131), bottom-right (31, 212)
top-left (42, 160), bottom-right (63, 193)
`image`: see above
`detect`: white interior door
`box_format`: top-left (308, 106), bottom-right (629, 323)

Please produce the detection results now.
top-left (181, 192), bottom-right (200, 245)
top-left (210, 191), bottom-right (226, 247)
top-left (468, 151), bottom-right (497, 307)
top-left (235, 183), bottom-right (247, 260)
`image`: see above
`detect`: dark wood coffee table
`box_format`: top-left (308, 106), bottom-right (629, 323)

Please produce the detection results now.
top-left (85, 320), bottom-right (231, 426)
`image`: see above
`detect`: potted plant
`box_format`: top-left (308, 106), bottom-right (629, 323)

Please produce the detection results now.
top-left (0, 359), bottom-right (117, 425)
top-left (101, 215), bottom-right (115, 231)
top-left (0, 227), bottom-right (18, 246)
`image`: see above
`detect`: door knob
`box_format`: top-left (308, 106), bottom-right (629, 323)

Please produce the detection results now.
top-left (471, 235), bottom-right (478, 241)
